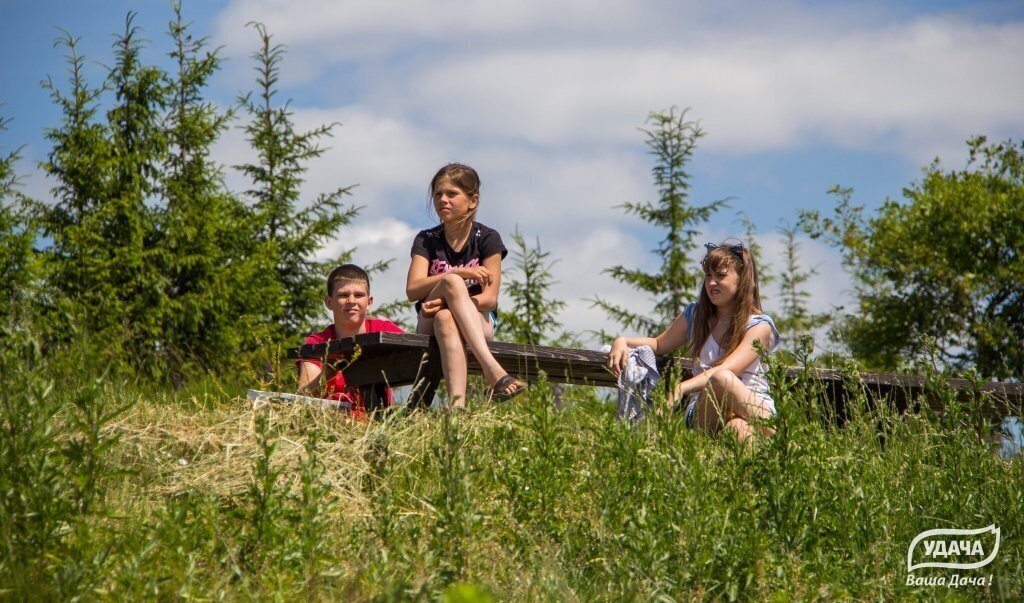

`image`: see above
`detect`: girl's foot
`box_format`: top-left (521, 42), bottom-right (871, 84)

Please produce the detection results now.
top-left (489, 374), bottom-right (526, 402)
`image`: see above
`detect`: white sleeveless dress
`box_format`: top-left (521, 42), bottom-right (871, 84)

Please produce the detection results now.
top-left (683, 313), bottom-right (780, 425)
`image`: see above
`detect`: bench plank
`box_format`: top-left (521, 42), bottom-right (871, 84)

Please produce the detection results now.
top-left (293, 332), bottom-right (625, 387)
top-left (290, 332), bottom-right (1023, 419)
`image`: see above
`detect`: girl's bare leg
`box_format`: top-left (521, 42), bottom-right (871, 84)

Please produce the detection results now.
top-left (691, 369), bottom-right (776, 441)
top-left (423, 274), bottom-right (519, 391)
top-left (418, 307), bottom-right (493, 408)
top-left (724, 416), bottom-right (756, 442)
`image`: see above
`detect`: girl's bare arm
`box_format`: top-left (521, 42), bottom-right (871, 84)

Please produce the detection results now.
top-left (403, 252), bottom-right (495, 303)
top-left (669, 322), bottom-right (773, 401)
top-left (607, 310), bottom-right (691, 375)
top-left (469, 253), bottom-right (502, 312)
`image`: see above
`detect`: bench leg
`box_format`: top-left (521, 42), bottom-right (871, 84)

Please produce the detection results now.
top-left (406, 343), bottom-right (443, 410)
top-left (361, 384), bottom-right (389, 417)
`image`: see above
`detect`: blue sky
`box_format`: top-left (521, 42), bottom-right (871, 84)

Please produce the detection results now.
top-left (3, 0), bottom-right (1024, 346)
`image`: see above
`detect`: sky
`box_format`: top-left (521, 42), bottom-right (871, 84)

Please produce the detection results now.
top-left (3, 0), bottom-right (1024, 349)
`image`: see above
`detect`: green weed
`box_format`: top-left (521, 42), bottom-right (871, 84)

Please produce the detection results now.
top-left (1, 346), bottom-right (1020, 600)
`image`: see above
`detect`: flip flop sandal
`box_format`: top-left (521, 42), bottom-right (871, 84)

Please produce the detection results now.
top-left (490, 374), bottom-right (525, 403)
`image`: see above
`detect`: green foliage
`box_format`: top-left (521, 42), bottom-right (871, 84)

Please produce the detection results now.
top-left (157, 3), bottom-right (280, 371)
top-left (238, 411), bottom-right (288, 574)
top-left (425, 411), bottom-right (480, 590)
top-left (800, 137), bottom-right (1024, 378)
top-left (0, 327), bottom-right (127, 599)
top-left (499, 227), bottom-right (567, 346)
top-left (1, 351), bottom-right (1021, 599)
top-left (236, 22), bottom-right (361, 337)
top-left (25, 8), bottom-right (367, 376)
top-left (490, 379), bottom-right (573, 544)
top-left (40, 30), bottom-right (119, 346)
top-left (39, 18), bottom-right (170, 371)
top-left (775, 222), bottom-right (831, 354)
top-left (0, 117), bottom-right (38, 327)
top-left (0, 329), bottom-right (68, 595)
top-left (82, 13), bottom-right (169, 357)
top-left (296, 429), bottom-right (333, 596)
top-left (592, 107), bottom-right (727, 335)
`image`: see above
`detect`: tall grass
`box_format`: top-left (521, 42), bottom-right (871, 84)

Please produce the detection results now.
top-left (1, 335), bottom-right (1020, 600)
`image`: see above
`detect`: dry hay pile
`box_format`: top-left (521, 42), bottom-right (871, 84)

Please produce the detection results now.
top-left (107, 392), bottom-right (504, 515)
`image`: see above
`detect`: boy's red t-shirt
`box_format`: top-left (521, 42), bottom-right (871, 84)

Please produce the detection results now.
top-left (298, 318), bottom-right (404, 417)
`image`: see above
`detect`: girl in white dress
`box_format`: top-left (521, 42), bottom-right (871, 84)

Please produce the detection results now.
top-left (608, 241), bottom-right (780, 442)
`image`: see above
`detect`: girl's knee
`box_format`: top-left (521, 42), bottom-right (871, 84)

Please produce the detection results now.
top-left (439, 272), bottom-right (468, 295)
top-left (710, 369), bottom-right (737, 389)
top-left (725, 416), bottom-right (746, 431)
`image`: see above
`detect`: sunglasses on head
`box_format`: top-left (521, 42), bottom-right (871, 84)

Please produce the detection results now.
top-left (704, 242), bottom-right (744, 256)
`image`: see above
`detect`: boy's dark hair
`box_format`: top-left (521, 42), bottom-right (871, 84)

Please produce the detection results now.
top-left (326, 264), bottom-right (371, 296)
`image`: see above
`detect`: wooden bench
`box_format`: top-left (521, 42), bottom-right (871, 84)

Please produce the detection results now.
top-left (289, 332), bottom-right (1023, 420)
top-left (290, 332), bottom-right (625, 410)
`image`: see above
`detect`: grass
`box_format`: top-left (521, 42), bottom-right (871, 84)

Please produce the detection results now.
top-left (1, 332), bottom-right (1022, 601)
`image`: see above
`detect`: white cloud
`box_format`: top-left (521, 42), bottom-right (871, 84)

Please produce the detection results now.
top-left (215, 2), bottom-right (1024, 160)
top-left (215, 0), bottom-right (678, 63)
top-left (201, 0), bottom-right (1022, 351)
top-left (396, 21), bottom-right (1023, 158)
top-left (320, 216), bottom-right (416, 262)
top-left (288, 107), bottom-right (449, 222)
top-left (543, 225), bottom-right (656, 344)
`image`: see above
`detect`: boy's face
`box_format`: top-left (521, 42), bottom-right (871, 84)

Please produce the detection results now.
top-left (325, 279), bottom-right (372, 328)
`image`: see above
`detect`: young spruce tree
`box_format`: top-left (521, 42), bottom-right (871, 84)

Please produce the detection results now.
top-left (158, 4), bottom-right (277, 368)
top-left (236, 23), bottom-right (360, 337)
top-left (592, 107), bottom-right (726, 335)
top-left (41, 17), bottom-right (171, 364)
top-left (499, 227), bottom-right (567, 346)
top-left (0, 116), bottom-right (37, 327)
top-left (775, 222), bottom-right (830, 354)
top-left (40, 32), bottom-right (110, 335)
top-left (101, 13), bottom-right (170, 357)
top-left (735, 210), bottom-right (773, 299)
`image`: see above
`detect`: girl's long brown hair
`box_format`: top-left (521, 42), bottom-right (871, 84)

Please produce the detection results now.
top-left (688, 242), bottom-right (763, 366)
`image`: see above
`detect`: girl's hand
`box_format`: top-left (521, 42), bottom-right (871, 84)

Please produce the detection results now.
top-left (607, 337), bottom-right (630, 376)
top-left (456, 265), bottom-right (492, 286)
top-left (665, 381), bottom-right (684, 408)
top-left (420, 298), bottom-right (446, 319)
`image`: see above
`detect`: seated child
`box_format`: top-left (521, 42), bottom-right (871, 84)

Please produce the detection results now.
top-left (406, 163), bottom-right (525, 409)
top-left (297, 264), bottom-right (404, 417)
top-left (607, 241), bottom-right (779, 442)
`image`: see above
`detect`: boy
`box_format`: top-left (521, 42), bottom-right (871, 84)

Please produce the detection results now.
top-left (297, 264), bottom-right (404, 417)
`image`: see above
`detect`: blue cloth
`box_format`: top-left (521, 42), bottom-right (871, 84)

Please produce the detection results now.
top-left (685, 400), bottom-right (697, 428)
